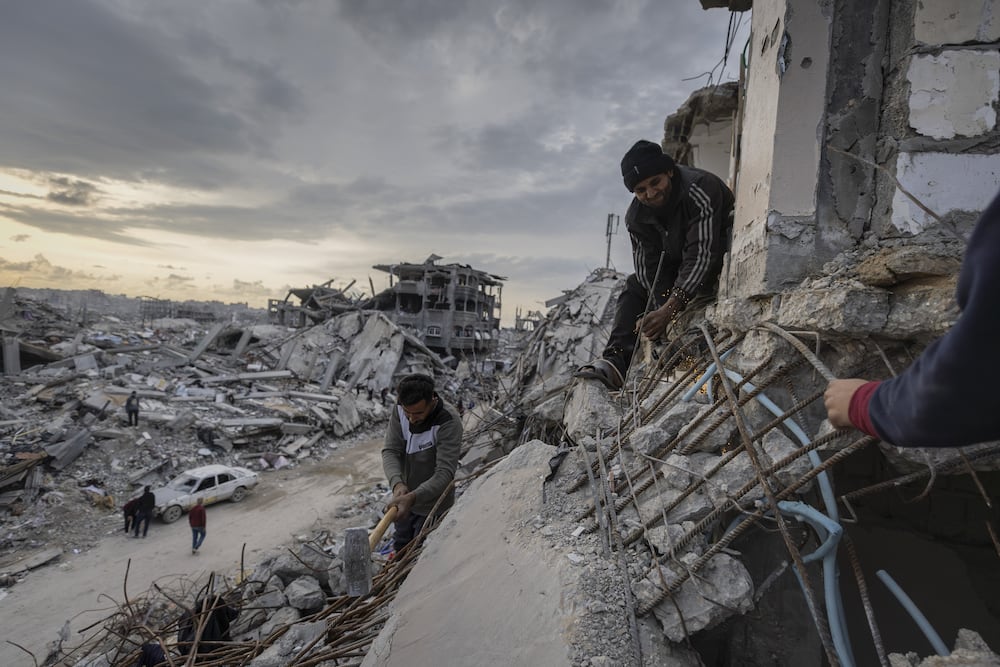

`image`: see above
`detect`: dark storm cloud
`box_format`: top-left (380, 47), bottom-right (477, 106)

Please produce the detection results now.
top-left (1, 0), bottom-right (744, 314)
top-left (431, 109), bottom-right (590, 173)
top-left (337, 0), bottom-right (474, 41)
top-left (46, 177), bottom-right (100, 206)
top-left (0, 1), bottom-right (288, 186)
top-left (337, 0), bottom-right (735, 100)
top-left (0, 203), bottom-right (156, 246)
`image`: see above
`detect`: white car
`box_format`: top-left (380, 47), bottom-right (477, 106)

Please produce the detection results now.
top-left (152, 464), bottom-right (259, 523)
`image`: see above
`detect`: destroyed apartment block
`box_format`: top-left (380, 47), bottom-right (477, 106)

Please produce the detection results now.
top-left (267, 278), bottom-right (361, 328)
top-left (139, 296), bottom-right (217, 324)
top-left (365, 255), bottom-right (506, 361)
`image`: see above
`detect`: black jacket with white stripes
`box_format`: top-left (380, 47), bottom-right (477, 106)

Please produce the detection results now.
top-left (624, 164), bottom-right (735, 307)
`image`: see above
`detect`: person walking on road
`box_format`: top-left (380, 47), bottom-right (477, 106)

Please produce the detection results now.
top-left (122, 496), bottom-right (139, 534)
top-left (189, 497), bottom-right (207, 554)
top-left (125, 391), bottom-right (141, 427)
top-left (133, 486), bottom-right (155, 538)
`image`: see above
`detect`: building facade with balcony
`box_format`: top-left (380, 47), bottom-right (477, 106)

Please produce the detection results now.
top-left (369, 256), bottom-right (505, 359)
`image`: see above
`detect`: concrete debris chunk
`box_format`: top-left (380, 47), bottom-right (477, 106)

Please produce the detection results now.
top-left (284, 576), bottom-right (325, 612)
top-left (636, 553), bottom-right (754, 642)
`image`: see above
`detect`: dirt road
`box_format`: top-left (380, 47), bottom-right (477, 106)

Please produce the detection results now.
top-left (0, 438), bottom-right (385, 667)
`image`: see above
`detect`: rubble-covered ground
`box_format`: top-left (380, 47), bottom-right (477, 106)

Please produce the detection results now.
top-left (4, 277), bottom-right (1000, 667)
top-left (0, 291), bottom-right (465, 567)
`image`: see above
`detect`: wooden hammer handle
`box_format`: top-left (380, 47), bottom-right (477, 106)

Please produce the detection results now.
top-left (369, 506), bottom-right (398, 551)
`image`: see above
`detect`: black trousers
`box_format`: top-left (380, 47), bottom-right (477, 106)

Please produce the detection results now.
top-left (601, 274), bottom-right (656, 379)
top-left (601, 273), bottom-right (719, 379)
top-left (392, 512), bottom-right (427, 553)
top-left (133, 510), bottom-right (151, 537)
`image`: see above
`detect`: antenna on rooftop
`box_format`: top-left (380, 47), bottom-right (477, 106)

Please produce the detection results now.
top-left (605, 213), bottom-right (620, 269)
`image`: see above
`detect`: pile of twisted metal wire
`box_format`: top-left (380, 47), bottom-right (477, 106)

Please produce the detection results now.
top-left (562, 322), bottom-right (1000, 667)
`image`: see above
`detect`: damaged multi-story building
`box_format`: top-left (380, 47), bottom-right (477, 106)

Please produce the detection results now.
top-left (366, 255), bottom-right (505, 360)
top-left (266, 257), bottom-right (505, 363)
top-left (267, 279), bottom-right (361, 328)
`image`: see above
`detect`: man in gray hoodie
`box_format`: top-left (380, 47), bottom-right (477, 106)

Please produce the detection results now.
top-left (381, 374), bottom-right (463, 553)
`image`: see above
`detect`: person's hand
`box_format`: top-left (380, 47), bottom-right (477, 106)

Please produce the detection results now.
top-left (387, 487), bottom-right (416, 520)
top-left (637, 296), bottom-right (683, 340)
top-left (824, 379), bottom-right (869, 428)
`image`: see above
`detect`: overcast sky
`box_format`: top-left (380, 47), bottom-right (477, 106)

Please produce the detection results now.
top-left (0, 0), bottom-right (747, 324)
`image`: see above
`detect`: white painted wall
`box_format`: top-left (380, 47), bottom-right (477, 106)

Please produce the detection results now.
top-left (894, 3), bottom-right (1000, 236)
top-left (908, 50), bottom-right (1000, 140)
top-left (689, 118), bottom-right (734, 185)
top-left (890, 152), bottom-right (1000, 235)
top-left (913, 0), bottom-right (1000, 44)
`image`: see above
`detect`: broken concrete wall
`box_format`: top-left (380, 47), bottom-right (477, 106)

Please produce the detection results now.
top-left (725, 0), bottom-right (841, 301)
top-left (715, 0), bottom-right (999, 341)
top-left (279, 310), bottom-right (441, 395)
top-left (880, 0), bottom-right (1000, 238)
top-left (662, 82), bottom-right (739, 182)
top-left (460, 269), bottom-right (623, 469)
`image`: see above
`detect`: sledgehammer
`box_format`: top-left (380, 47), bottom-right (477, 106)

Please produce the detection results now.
top-left (343, 506), bottom-right (397, 597)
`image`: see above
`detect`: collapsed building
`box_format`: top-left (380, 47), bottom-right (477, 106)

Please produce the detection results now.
top-left (366, 255), bottom-right (505, 361)
top-left (267, 279), bottom-right (361, 328)
top-left (267, 256), bottom-right (506, 365)
top-left (0, 290), bottom-right (474, 581)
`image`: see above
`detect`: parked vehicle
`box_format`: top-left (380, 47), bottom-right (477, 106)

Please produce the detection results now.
top-left (152, 464), bottom-right (259, 523)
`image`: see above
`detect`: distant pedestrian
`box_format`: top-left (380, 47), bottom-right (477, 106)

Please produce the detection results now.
top-left (125, 391), bottom-right (140, 427)
top-left (380, 387), bottom-right (389, 404)
top-left (189, 498), bottom-right (207, 554)
top-left (122, 496), bottom-right (140, 533)
top-left (196, 424), bottom-right (216, 447)
top-left (133, 486), bottom-right (155, 538)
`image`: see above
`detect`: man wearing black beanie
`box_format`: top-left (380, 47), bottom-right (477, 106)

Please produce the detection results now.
top-left (575, 139), bottom-right (735, 390)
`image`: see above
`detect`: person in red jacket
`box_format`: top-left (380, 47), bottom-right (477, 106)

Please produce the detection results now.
top-left (189, 498), bottom-right (207, 555)
top-left (122, 496), bottom-right (139, 534)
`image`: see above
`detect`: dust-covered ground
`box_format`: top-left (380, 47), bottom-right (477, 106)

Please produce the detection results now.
top-left (0, 434), bottom-right (387, 667)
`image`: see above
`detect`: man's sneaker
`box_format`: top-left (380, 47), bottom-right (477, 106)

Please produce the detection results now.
top-left (573, 358), bottom-right (624, 391)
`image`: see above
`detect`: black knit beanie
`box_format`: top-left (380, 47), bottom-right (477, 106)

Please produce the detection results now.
top-left (621, 140), bottom-right (675, 192)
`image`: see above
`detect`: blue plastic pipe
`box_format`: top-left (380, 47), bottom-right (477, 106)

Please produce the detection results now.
top-left (876, 570), bottom-right (950, 657)
top-left (684, 362), bottom-right (854, 666)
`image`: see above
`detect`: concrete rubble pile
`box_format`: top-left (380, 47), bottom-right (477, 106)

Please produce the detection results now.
top-left (459, 267), bottom-right (1000, 665)
top-left (459, 268), bottom-right (625, 471)
top-left (0, 289), bottom-right (458, 585)
top-left (19, 259), bottom-right (1000, 665)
